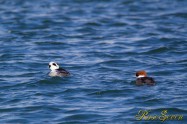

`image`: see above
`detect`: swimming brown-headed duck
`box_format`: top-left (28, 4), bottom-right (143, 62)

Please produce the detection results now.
top-left (135, 70), bottom-right (155, 86)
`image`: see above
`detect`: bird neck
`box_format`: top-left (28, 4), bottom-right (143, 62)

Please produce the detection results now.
top-left (137, 75), bottom-right (146, 78)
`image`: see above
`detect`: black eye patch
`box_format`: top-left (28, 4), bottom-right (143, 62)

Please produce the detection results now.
top-left (53, 63), bottom-right (57, 66)
top-left (49, 65), bottom-right (51, 68)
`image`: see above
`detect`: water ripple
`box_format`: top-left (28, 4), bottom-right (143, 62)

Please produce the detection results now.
top-left (0, 0), bottom-right (187, 123)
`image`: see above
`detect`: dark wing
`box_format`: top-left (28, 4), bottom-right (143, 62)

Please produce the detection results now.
top-left (136, 78), bottom-right (145, 86)
top-left (57, 68), bottom-right (70, 75)
top-left (136, 77), bottom-right (155, 86)
top-left (143, 77), bottom-right (155, 85)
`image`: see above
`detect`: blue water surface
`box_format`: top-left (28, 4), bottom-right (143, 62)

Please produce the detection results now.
top-left (0, 0), bottom-right (187, 123)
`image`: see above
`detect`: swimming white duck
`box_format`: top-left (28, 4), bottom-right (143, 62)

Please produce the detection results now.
top-left (48, 62), bottom-right (70, 77)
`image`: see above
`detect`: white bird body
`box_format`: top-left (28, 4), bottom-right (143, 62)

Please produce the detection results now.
top-left (48, 62), bottom-right (70, 77)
